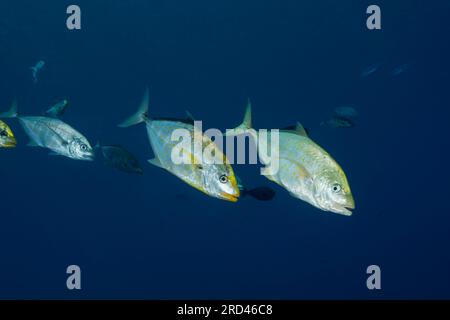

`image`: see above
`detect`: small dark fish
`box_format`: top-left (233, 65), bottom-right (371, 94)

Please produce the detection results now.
top-left (334, 106), bottom-right (358, 118)
top-left (321, 116), bottom-right (355, 128)
top-left (244, 187), bottom-right (276, 201)
top-left (236, 176), bottom-right (276, 201)
top-left (99, 144), bottom-right (143, 175)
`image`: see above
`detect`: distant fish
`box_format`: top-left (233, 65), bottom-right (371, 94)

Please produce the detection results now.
top-left (0, 100), bottom-right (94, 160)
top-left (44, 100), bottom-right (69, 118)
top-left (321, 116), bottom-right (355, 128)
top-left (391, 64), bottom-right (410, 76)
top-left (98, 144), bottom-right (143, 175)
top-left (334, 106), bottom-right (358, 118)
top-left (237, 177), bottom-right (276, 201)
top-left (361, 62), bottom-right (382, 77)
top-left (0, 119), bottom-right (16, 148)
top-left (30, 60), bottom-right (45, 83)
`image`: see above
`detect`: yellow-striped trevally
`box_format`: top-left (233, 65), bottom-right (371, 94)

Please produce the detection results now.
top-left (118, 88), bottom-right (240, 202)
top-left (0, 120), bottom-right (16, 148)
top-left (228, 101), bottom-right (355, 215)
top-left (0, 100), bottom-right (94, 160)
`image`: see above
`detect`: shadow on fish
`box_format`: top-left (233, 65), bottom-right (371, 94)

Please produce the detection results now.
top-left (96, 144), bottom-right (144, 175)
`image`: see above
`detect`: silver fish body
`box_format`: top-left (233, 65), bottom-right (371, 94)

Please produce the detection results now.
top-left (119, 88), bottom-right (240, 202)
top-left (229, 102), bottom-right (355, 215)
top-left (148, 120), bottom-right (238, 199)
top-left (19, 116), bottom-right (94, 160)
top-left (263, 130), bottom-right (354, 215)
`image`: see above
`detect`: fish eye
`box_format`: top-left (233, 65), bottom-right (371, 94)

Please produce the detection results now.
top-left (80, 144), bottom-right (88, 151)
top-left (332, 183), bottom-right (342, 193)
top-left (0, 130), bottom-right (6, 137)
top-left (219, 175), bottom-right (228, 184)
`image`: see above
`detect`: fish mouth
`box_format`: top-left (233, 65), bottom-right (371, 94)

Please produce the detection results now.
top-left (219, 191), bottom-right (240, 202)
top-left (333, 199), bottom-right (355, 216)
top-left (336, 205), bottom-right (354, 216)
top-left (82, 153), bottom-right (95, 161)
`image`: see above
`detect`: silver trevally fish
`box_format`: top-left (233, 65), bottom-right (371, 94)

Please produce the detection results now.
top-left (45, 99), bottom-right (69, 118)
top-left (118, 88), bottom-right (240, 202)
top-left (228, 101), bottom-right (355, 215)
top-left (0, 100), bottom-right (94, 161)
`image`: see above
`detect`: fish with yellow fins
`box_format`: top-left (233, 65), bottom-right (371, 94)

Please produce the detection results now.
top-left (227, 101), bottom-right (355, 215)
top-left (0, 120), bottom-right (16, 148)
top-left (118, 88), bottom-right (240, 202)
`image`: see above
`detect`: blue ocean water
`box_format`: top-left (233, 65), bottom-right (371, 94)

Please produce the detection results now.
top-left (0, 0), bottom-right (449, 299)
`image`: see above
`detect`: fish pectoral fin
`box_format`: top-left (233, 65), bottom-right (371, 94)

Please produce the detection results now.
top-left (261, 171), bottom-right (277, 183)
top-left (148, 158), bottom-right (164, 169)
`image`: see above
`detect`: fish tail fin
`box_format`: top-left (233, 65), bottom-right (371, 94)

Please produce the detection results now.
top-left (118, 87), bottom-right (151, 128)
top-left (225, 99), bottom-right (253, 137)
top-left (0, 99), bottom-right (18, 118)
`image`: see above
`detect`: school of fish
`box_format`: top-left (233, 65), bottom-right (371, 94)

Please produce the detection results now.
top-left (1, 71), bottom-right (356, 215)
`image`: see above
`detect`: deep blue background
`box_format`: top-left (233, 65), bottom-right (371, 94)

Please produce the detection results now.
top-left (0, 0), bottom-right (449, 299)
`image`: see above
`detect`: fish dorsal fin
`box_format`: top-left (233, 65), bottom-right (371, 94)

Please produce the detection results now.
top-left (148, 157), bottom-right (164, 169)
top-left (281, 122), bottom-right (309, 137)
top-left (185, 110), bottom-right (195, 123)
top-left (295, 122), bottom-right (308, 137)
